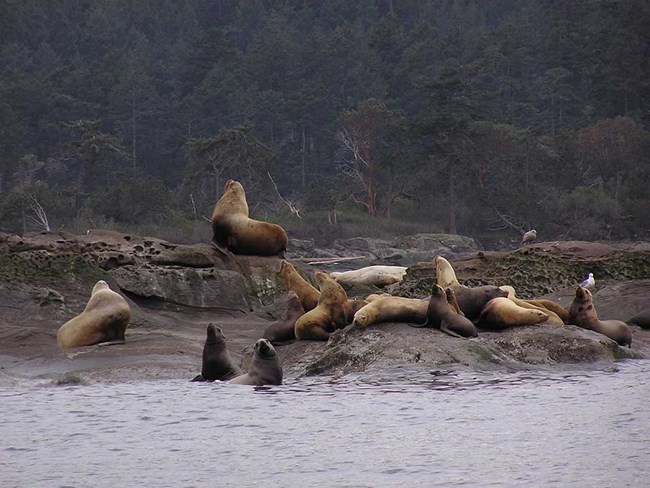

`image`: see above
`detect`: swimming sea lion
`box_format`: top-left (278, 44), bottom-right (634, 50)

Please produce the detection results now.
top-left (211, 179), bottom-right (288, 256)
top-left (352, 296), bottom-right (429, 327)
top-left (435, 255), bottom-right (461, 288)
top-left (57, 280), bottom-right (131, 349)
top-left (627, 309), bottom-right (650, 329)
top-left (262, 291), bottom-right (305, 345)
top-left (228, 338), bottom-right (283, 386)
top-left (568, 286), bottom-right (632, 347)
top-left (411, 285), bottom-right (477, 338)
top-left (192, 323), bottom-right (242, 382)
top-left (477, 297), bottom-right (549, 330)
top-left (278, 260), bottom-right (320, 311)
top-left (294, 271), bottom-right (349, 341)
top-left (452, 285), bottom-right (509, 321)
top-left (330, 265), bottom-right (408, 287)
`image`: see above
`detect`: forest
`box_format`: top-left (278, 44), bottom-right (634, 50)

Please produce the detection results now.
top-left (0, 0), bottom-right (648, 247)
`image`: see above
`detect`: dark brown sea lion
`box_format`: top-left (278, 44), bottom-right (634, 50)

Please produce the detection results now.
top-left (477, 297), bottom-right (549, 330)
top-left (452, 285), bottom-right (509, 321)
top-left (278, 260), bottom-right (320, 311)
top-left (228, 338), bottom-right (283, 386)
top-left (210, 179), bottom-right (288, 256)
top-left (411, 285), bottom-right (478, 338)
top-left (352, 296), bottom-right (429, 327)
top-left (57, 280), bottom-right (130, 349)
top-left (192, 323), bottom-right (242, 382)
top-left (294, 271), bottom-right (349, 341)
top-left (569, 286), bottom-right (632, 347)
top-left (627, 309), bottom-right (650, 329)
top-left (262, 291), bottom-right (305, 345)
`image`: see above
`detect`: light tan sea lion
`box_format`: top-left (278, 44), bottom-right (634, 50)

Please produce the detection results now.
top-left (499, 286), bottom-right (568, 324)
top-left (57, 280), bottom-right (131, 349)
top-left (294, 271), bottom-right (350, 341)
top-left (192, 324), bottom-right (242, 382)
top-left (262, 291), bottom-right (305, 345)
top-left (435, 255), bottom-right (461, 288)
top-left (410, 285), bottom-right (478, 338)
top-left (568, 286), bottom-right (632, 347)
top-left (330, 266), bottom-right (407, 287)
top-left (477, 297), bottom-right (549, 330)
top-left (228, 339), bottom-right (283, 386)
top-left (352, 296), bottom-right (429, 327)
top-left (211, 179), bottom-right (288, 256)
top-left (278, 260), bottom-right (320, 311)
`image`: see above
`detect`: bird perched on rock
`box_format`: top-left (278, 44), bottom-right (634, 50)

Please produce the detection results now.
top-left (521, 229), bottom-right (537, 245)
top-left (580, 272), bottom-right (595, 291)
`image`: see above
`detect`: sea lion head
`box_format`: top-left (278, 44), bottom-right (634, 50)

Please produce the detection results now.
top-left (352, 309), bottom-right (371, 327)
top-left (573, 286), bottom-right (594, 313)
top-left (254, 338), bottom-right (277, 360)
top-left (92, 280), bottom-right (110, 294)
top-left (205, 323), bottom-right (226, 345)
top-left (431, 283), bottom-right (446, 298)
top-left (499, 285), bottom-right (517, 299)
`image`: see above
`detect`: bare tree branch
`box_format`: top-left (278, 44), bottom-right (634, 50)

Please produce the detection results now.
top-left (267, 172), bottom-right (301, 220)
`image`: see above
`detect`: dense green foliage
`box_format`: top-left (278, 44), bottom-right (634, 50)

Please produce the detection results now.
top-left (1, 0), bottom-right (648, 245)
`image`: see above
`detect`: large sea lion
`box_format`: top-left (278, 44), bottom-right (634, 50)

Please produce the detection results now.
top-left (477, 297), bottom-right (549, 330)
top-left (278, 260), bottom-right (320, 311)
top-left (294, 271), bottom-right (349, 341)
top-left (57, 280), bottom-right (131, 349)
top-left (330, 265), bottom-right (408, 287)
top-left (453, 285), bottom-right (509, 321)
top-left (228, 338), bottom-right (283, 386)
top-left (627, 309), bottom-right (650, 329)
top-left (435, 255), bottom-right (461, 288)
top-left (568, 286), bottom-right (632, 347)
top-left (498, 285), bottom-right (567, 324)
top-left (262, 291), bottom-right (305, 345)
top-left (411, 285), bottom-right (478, 338)
top-left (192, 323), bottom-right (242, 382)
top-left (211, 179), bottom-right (288, 256)
top-left (352, 296), bottom-right (429, 327)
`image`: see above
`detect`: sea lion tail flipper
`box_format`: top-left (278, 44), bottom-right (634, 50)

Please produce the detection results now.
top-left (409, 319), bottom-right (430, 329)
top-left (440, 323), bottom-right (463, 339)
top-left (191, 374), bottom-right (206, 382)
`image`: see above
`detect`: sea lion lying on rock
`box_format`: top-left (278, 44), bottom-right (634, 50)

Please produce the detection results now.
top-left (569, 286), bottom-right (632, 347)
top-left (411, 285), bottom-right (478, 338)
top-left (228, 338), bottom-right (283, 386)
top-left (476, 297), bottom-right (549, 330)
top-left (192, 323), bottom-right (242, 382)
top-left (262, 291), bottom-right (305, 345)
top-left (352, 296), bottom-right (429, 327)
top-left (330, 265), bottom-right (407, 287)
top-left (627, 309), bottom-right (650, 329)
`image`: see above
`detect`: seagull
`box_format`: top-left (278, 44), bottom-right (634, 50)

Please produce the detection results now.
top-left (580, 272), bottom-right (595, 291)
top-left (521, 229), bottom-right (537, 245)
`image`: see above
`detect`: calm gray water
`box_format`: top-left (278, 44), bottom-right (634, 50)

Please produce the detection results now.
top-left (2, 360), bottom-right (649, 488)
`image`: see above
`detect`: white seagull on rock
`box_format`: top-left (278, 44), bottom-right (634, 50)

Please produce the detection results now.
top-left (580, 272), bottom-right (596, 291)
top-left (521, 229), bottom-right (537, 245)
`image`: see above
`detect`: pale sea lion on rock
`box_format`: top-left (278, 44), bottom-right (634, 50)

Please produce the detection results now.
top-left (262, 291), bottom-right (305, 345)
top-left (477, 297), bottom-right (549, 330)
top-left (411, 285), bottom-right (477, 338)
top-left (569, 286), bottom-right (632, 347)
top-left (211, 179), bottom-right (288, 256)
top-left (228, 338), bottom-right (283, 386)
top-left (627, 309), bottom-right (650, 329)
top-left (294, 271), bottom-right (350, 341)
top-left (57, 280), bottom-right (130, 349)
top-left (498, 285), bottom-right (568, 324)
top-left (278, 260), bottom-right (320, 311)
top-left (352, 296), bottom-right (429, 327)
top-left (192, 323), bottom-right (242, 382)
top-left (452, 285), bottom-right (509, 321)
top-left (435, 255), bottom-right (461, 288)
top-left (330, 265), bottom-right (408, 287)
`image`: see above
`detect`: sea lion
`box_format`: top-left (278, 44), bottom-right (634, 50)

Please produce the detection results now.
top-left (294, 271), bottom-right (349, 341)
top-left (452, 285), bottom-right (509, 321)
top-left (211, 179), bottom-right (288, 256)
top-left (477, 297), bottom-right (549, 330)
top-left (435, 255), bottom-right (461, 288)
top-left (568, 286), bottom-right (632, 347)
top-left (330, 265), bottom-right (408, 287)
top-left (498, 285), bottom-right (568, 323)
top-left (57, 280), bottom-right (131, 349)
top-left (445, 287), bottom-right (464, 316)
top-left (627, 309), bottom-right (650, 329)
top-left (411, 285), bottom-right (477, 338)
top-left (352, 296), bottom-right (429, 327)
top-left (228, 338), bottom-right (283, 386)
top-left (278, 260), bottom-right (320, 311)
top-left (192, 323), bottom-right (242, 382)
top-left (262, 291), bottom-right (305, 345)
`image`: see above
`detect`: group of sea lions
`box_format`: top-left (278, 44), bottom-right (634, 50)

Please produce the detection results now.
top-left (55, 179), bottom-right (647, 386)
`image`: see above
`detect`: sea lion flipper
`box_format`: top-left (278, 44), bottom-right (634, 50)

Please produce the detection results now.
top-left (440, 322), bottom-right (463, 338)
top-left (409, 319), bottom-right (430, 328)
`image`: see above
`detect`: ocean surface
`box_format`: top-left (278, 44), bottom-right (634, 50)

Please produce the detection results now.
top-left (2, 360), bottom-right (649, 487)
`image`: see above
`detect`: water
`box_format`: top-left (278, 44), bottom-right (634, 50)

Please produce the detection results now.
top-left (2, 361), bottom-right (649, 487)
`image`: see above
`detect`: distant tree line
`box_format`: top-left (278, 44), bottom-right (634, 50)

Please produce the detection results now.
top-left (0, 0), bottom-right (648, 244)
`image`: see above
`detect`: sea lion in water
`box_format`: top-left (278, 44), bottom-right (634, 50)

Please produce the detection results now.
top-left (262, 291), bottom-right (305, 345)
top-left (352, 296), bottom-right (429, 327)
top-left (294, 271), bottom-right (349, 341)
top-left (192, 323), bottom-right (242, 382)
top-left (278, 260), bottom-right (320, 311)
top-left (210, 179), bottom-right (288, 256)
top-left (411, 285), bottom-right (477, 338)
top-left (477, 297), bottom-right (549, 330)
top-left (57, 280), bottom-right (130, 349)
top-left (330, 265), bottom-right (407, 287)
top-left (569, 286), bottom-right (632, 347)
top-left (627, 309), bottom-right (650, 329)
top-left (228, 338), bottom-right (283, 386)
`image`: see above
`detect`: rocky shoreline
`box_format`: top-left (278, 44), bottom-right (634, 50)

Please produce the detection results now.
top-left (0, 230), bottom-right (648, 386)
